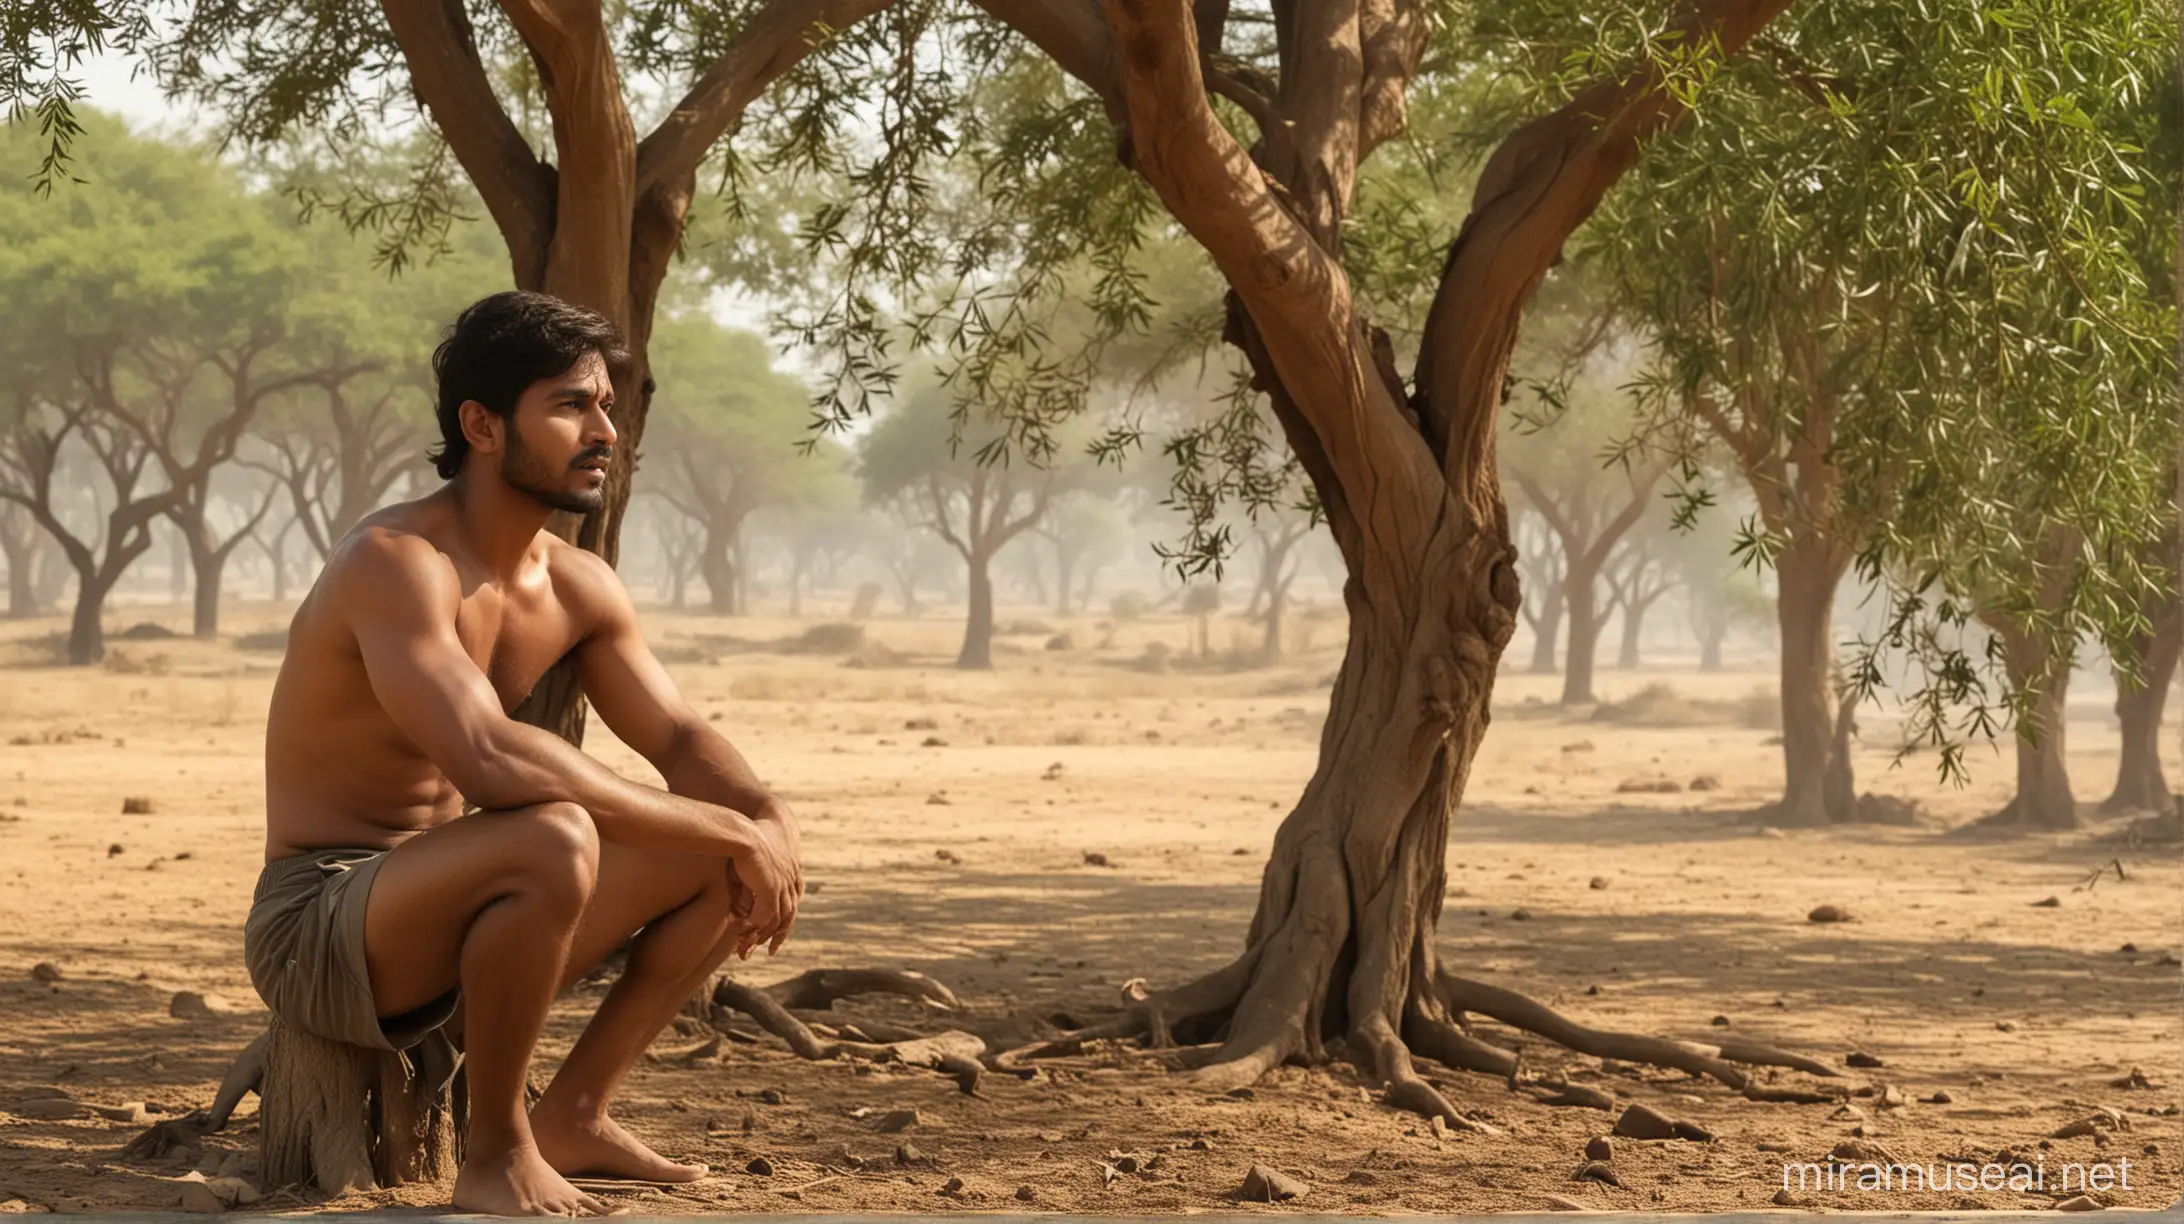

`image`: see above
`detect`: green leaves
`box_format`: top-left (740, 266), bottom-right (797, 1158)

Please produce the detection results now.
top-left (1585, 0), bottom-right (2178, 775)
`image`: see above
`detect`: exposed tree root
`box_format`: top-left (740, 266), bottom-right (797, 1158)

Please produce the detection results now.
top-left (1709, 1038), bottom-right (1843, 1080)
top-left (759, 967), bottom-right (959, 1012)
top-left (1437, 972), bottom-right (1751, 1088)
top-left (1403, 1011), bottom-right (1517, 1078)
top-left (124, 1030), bottom-right (269, 1159)
top-left (994, 947), bottom-right (1847, 1131)
top-left (706, 974), bottom-right (986, 1094)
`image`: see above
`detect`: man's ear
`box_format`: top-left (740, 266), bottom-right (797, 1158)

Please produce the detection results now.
top-left (458, 400), bottom-right (503, 457)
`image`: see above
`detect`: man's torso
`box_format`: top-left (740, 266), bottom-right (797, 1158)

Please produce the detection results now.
top-left (263, 497), bottom-right (596, 860)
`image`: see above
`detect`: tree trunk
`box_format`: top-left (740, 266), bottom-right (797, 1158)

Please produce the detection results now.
top-left (700, 527), bottom-right (735, 616)
top-left (1774, 540), bottom-right (1853, 825)
top-left (1100, 508), bottom-right (1525, 1105)
top-left (1616, 597), bottom-right (1646, 669)
top-left (188, 541), bottom-right (230, 639)
top-left (1558, 565), bottom-right (1599, 704)
top-left (788, 549), bottom-right (807, 619)
top-left (731, 527), bottom-right (749, 615)
top-left (267, 518), bottom-right (293, 604)
top-left (1994, 623), bottom-right (2078, 829)
top-left (1055, 546), bottom-right (1076, 617)
top-left (168, 528), bottom-right (188, 602)
top-left (1527, 583), bottom-right (1562, 674)
top-left (1, 518), bottom-right (39, 618)
top-left (958, 553), bottom-right (995, 670)
top-left (66, 567), bottom-right (113, 665)
top-left (1699, 617), bottom-right (1725, 672)
top-left (2101, 608), bottom-right (2180, 813)
top-left (258, 1018), bottom-right (460, 1193)
top-left (1262, 584), bottom-right (1286, 661)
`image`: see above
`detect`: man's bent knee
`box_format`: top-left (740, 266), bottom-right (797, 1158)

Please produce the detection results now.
top-left (501, 802), bottom-right (601, 911)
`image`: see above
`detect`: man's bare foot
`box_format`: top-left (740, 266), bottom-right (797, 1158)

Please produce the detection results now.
top-left (453, 1143), bottom-right (610, 1216)
top-left (532, 1108), bottom-right (706, 1183)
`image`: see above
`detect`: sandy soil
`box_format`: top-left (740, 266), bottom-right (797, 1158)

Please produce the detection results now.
top-left (0, 597), bottom-right (2178, 1216)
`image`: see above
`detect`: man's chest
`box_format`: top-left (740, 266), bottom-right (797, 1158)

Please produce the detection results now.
top-left (452, 589), bottom-right (587, 715)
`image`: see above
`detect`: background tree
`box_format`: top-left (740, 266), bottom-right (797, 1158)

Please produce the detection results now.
top-left (1511, 509), bottom-right (1565, 674)
top-left (859, 382), bottom-right (1055, 669)
top-left (246, 208), bottom-right (500, 567)
top-left (646, 317), bottom-right (822, 616)
top-left (1033, 487), bottom-right (1131, 618)
top-left (1602, 531), bottom-right (1676, 669)
top-left (1502, 381), bottom-right (1670, 704)
top-left (0, 118), bottom-right (309, 659)
top-left (0, 506), bottom-right (50, 618)
top-left (2100, 509), bottom-right (2180, 816)
top-left (762, 442), bottom-right (860, 619)
top-left (1595, 0), bottom-right (2177, 826)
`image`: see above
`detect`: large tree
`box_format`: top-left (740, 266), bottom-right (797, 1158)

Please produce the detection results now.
top-left (794, 0), bottom-right (1815, 1115)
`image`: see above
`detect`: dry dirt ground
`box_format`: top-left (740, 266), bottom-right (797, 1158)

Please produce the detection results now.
top-left (0, 599), bottom-right (2178, 1216)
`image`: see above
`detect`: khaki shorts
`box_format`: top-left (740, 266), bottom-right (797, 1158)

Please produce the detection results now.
top-left (243, 848), bottom-right (459, 1052)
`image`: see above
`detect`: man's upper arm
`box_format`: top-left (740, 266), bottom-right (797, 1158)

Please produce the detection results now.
top-left (570, 551), bottom-right (703, 765)
top-left (339, 533), bottom-right (510, 794)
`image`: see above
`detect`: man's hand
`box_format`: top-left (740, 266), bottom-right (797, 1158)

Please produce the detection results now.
top-left (726, 802), bottom-right (802, 957)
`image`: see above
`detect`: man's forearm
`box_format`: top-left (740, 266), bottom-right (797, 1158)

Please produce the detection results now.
top-left (463, 719), bottom-right (762, 857)
top-left (654, 722), bottom-right (783, 819)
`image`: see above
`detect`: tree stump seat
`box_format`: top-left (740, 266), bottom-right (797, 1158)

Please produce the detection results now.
top-left (258, 1016), bottom-right (463, 1192)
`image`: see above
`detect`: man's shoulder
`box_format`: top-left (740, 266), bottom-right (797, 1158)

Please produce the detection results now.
top-left (540, 534), bottom-right (636, 627)
top-left (324, 515), bottom-right (462, 613)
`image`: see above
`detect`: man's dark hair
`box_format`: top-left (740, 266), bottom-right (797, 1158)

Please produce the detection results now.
top-left (428, 291), bottom-right (630, 480)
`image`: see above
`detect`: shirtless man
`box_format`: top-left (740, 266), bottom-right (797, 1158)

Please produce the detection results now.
top-left (247, 290), bottom-right (802, 1217)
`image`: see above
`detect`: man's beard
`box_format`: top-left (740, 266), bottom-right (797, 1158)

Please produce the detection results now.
top-left (501, 430), bottom-right (607, 514)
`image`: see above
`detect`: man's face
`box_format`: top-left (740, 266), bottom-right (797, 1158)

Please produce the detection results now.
top-left (500, 351), bottom-right (617, 514)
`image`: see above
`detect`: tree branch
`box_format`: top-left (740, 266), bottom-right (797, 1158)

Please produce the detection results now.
top-left (380, 0), bottom-right (556, 287)
top-left (1413, 0), bottom-right (1797, 504)
top-left (1358, 0), bottom-right (1426, 158)
top-left (492, 0), bottom-right (637, 314)
top-left (637, 0), bottom-right (899, 199)
top-left (972, 0), bottom-right (1124, 121)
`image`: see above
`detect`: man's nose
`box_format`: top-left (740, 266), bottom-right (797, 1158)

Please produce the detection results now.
top-left (586, 403), bottom-right (618, 448)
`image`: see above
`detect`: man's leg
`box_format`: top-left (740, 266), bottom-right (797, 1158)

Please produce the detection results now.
top-left (528, 843), bottom-right (744, 1181)
top-left (360, 802), bottom-right (607, 1217)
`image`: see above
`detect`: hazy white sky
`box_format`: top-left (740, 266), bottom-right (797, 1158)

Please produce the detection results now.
top-left (78, 50), bottom-right (195, 136)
